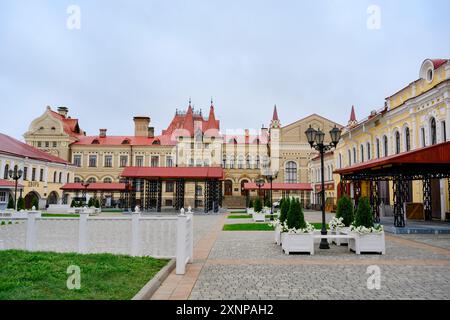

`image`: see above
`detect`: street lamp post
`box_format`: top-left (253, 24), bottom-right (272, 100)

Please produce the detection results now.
top-left (305, 125), bottom-right (342, 249)
top-left (8, 167), bottom-right (23, 211)
top-left (263, 169), bottom-right (279, 221)
top-left (255, 178), bottom-right (265, 202)
top-left (81, 180), bottom-right (90, 206)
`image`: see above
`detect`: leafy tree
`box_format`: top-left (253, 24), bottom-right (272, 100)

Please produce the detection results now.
top-left (286, 198), bottom-right (306, 230)
top-left (253, 197), bottom-right (263, 213)
top-left (336, 195), bottom-right (354, 227)
top-left (7, 196), bottom-right (14, 209)
top-left (31, 197), bottom-right (39, 210)
top-left (279, 197), bottom-right (290, 223)
top-left (16, 196), bottom-right (25, 211)
top-left (353, 197), bottom-right (374, 228)
top-left (248, 199), bottom-right (254, 209)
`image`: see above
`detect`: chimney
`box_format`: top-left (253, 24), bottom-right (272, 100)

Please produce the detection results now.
top-left (99, 129), bottom-right (107, 138)
top-left (148, 127), bottom-right (154, 138)
top-left (133, 116), bottom-right (151, 137)
top-left (57, 107), bottom-right (69, 118)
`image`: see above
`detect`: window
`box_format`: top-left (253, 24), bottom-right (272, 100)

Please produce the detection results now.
top-left (395, 131), bottom-right (401, 154)
top-left (430, 117), bottom-right (437, 145)
top-left (87, 177), bottom-right (96, 183)
top-left (360, 145), bottom-right (364, 162)
top-left (104, 155), bottom-right (113, 167)
top-left (166, 156), bottom-right (174, 167)
top-left (45, 141), bottom-right (49, 148)
top-left (136, 156), bottom-right (144, 167)
top-left (40, 168), bottom-right (44, 182)
top-left (74, 177), bottom-right (82, 183)
top-left (151, 156), bottom-right (159, 167)
top-left (73, 155), bottom-right (82, 167)
top-left (222, 156), bottom-right (227, 168)
top-left (285, 161), bottom-right (297, 183)
top-left (120, 155), bottom-right (128, 167)
top-left (405, 127), bottom-right (411, 151)
top-left (348, 150), bottom-right (351, 166)
top-left (37, 141), bottom-right (42, 148)
top-left (3, 164), bottom-right (9, 179)
top-left (53, 171), bottom-right (57, 183)
top-left (353, 147), bottom-right (357, 164)
top-left (23, 167), bottom-right (28, 180)
top-left (255, 155), bottom-right (260, 169)
top-left (427, 68), bottom-right (433, 82)
top-left (442, 121), bottom-right (447, 142)
top-left (103, 177), bottom-right (112, 183)
top-left (59, 172), bottom-right (62, 183)
top-left (237, 156), bottom-right (244, 169)
top-left (195, 185), bottom-right (203, 196)
top-left (383, 135), bottom-right (388, 157)
top-left (52, 141), bottom-right (57, 147)
top-left (421, 127), bottom-right (426, 147)
top-left (338, 153), bottom-right (342, 168)
top-left (376, 138), bottom-right (380, 158)
top-left (89, 155), bottom-right (97, 167)
top-left (32, 168), bottom-right (36, 181)
top-left (229, 156), bottom-right (235, 169)
top-left (246, 155), bottom-right (251, 169)
top-left (67, 173), bottom-right (70, 183)
top-left (189, 158), bottom-right (194, 167)
top-left (0, 191), bottom-right (7, 203)
top-left (366, 142), bottom-right (371, 160)
top-left (166, 181), bottom-right (174, 193)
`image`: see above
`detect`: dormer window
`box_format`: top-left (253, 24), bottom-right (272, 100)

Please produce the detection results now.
top-left (427, 68), bottom-right (433, 82)
top-left (152, 139), bottom-right (161, 145)
top-left (121, 139), bottom-right (130, 145)
top-left (91, 139), bottom-right (100, 144)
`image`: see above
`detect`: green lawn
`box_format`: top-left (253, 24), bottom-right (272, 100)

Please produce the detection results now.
top-left (223, 222), bottom-right (329, 231)
top-left (0, 250), bottom-right (168, 300)
top-left (228, 214), bottom-right (253, 219)
top-left (42, 213), bottom-right (80, 218)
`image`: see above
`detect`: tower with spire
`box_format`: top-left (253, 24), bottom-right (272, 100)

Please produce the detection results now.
top-left (270, 105), bottom-right (281, 129)
top-left (348, 105), bottom-right (357, 127)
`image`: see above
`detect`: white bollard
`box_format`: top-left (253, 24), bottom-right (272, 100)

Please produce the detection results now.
top-left (26, 210), bottom-right (38, 251)
top-left (131, 211), bottom-right (141, 256)
top-left (78, 211), bottom-right (89, 254)
top-left (176, 214), bottom-right (187, 274)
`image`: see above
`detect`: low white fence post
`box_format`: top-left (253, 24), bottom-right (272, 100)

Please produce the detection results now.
top-left (176, 214), bottom-right (187, 274)
top-left (187, 213), bottom-right (194, 263)
top-left (78, 211), bottom-right (89, 254)
top-left (131, 211), bottom-right (141, 256)
top-left (26, 210), bottom-right (38, 251)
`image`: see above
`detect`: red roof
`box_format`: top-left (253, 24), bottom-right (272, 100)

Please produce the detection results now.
top-left (49, 109), bottom-right (84, 137)
top-left (349, 105), bottom-right (356, 122)
top-left (0, 133), bottom-right (70, 165)
top-left (243, 182), bottom-right (312, 191)
top-left (60, 183), bottom-right (127, 191)
top-left (72, 134), bottom-right (176, 146)
top-left (272, 105), bottom-right (279, 121)
top-left (335, 141), bottom-right (450, 175)
top-left (0, 179), bottom-right (24, 188)
top-left (121, 167), bottom-right (224, 179)
top-left (430, 59), bottom-right (448, 69)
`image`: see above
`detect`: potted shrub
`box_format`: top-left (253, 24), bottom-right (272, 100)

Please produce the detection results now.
top-left (281, 198), bottom-right (315, 255)
top-left (7, 196), bottom-right (14, 209)
top-left (270, 197), bottom-right (289, 245)
top-left (348, 197), bottom-right (385, 254)
top-left (247, 199), bottom-right (255, 214)
top-left (331, 195), bottom-right (354, 245)
top-left (252, 198), bottom-right (265, 222)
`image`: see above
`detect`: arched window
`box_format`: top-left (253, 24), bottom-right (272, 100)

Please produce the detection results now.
top-left (103, 177), bottom-right (112, 183)
top-left (246, 155), bottom-right (251, 169)
top-left (353, 147), bottom-right (357, 164)
top-left (222, 155), bottom-right (227, 168)
top-left (442, 121), bottom-right (447, 142)
top-left (376, 138), bottom-right (380, 158)
top-left (255, 155), bottom-right (260, 169)
top-left (53, 171), bottom-right (57, 183)
top-left (237, 155), bottom-right (244, 169)
top-left (338, 153), bottom-right (342, 169)
top-left (430, 117), bottom-right (437, 145)
top-left (348, 149), bottom-right (351, 166)
top-left (74, 177), bottom-right (82, 183)
top-left (59, 172), bottom-right (62, 183)
top-left (87, 177), bottom-right (97, 183)
top-left (395, 131), bottom-right (401, 154)
top-left (405, 127), bottom-right (411, 151)
top-left (285, 161), bottom-right (297, 183)
top-left (224, 180), bottom-right (233, 196)
top-left (383, 135), bottom-right (388, 157)
top-left (4, 164), bottom-right (9, 179)
top-left (229, 156), bottom-right (235, 169)
top-left (67, 173), bottom-right (70, 183)
top-left (366, 142), bottom-right (371, 160)
top-left (360, 145), bottom-right (364, 162)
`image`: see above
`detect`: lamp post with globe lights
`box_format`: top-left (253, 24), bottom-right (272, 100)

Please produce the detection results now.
top-left (8, 166), bottom-right (23, 211)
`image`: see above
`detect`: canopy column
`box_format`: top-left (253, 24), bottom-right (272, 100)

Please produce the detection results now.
top-left (393, 177), bottom-right (406, 227)
top-left (423, 176), bottom-right (432, 221)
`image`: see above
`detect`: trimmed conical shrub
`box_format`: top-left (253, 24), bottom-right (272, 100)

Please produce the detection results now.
top-left (279, 197), bottom-right (290, 223)
top-left (354, 197), bottom-right (373, 228)
top-left (31, 197), bottom-right (39, 210)
top-left (7, 196), bottom-right (14, 209)
top-left (264, 197), bottom-right (271, 208)
top-left (286, 198), bottom-right (306, 230)
top-left (17, 197), bottom-right (25, 210)
top-left (253, 197), bottom-right (263, 213)
top-left (248, 199), bottom-right (254, 208)
top-left (336, 195), bottom-right (354, 227)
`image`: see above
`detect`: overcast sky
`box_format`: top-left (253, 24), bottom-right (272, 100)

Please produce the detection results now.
top-left (1, 0), bottom-right (450, 140)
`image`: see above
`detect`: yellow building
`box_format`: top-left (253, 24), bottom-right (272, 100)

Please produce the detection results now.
top-left (334, 59), bottom-right (450, 221)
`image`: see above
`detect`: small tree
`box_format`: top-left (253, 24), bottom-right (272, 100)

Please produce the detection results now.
top-left (88, 197), bottom-right (95, 207)
top-left (94, 198), bottom-right (101, 208)
top-left (7, 196), bottom-right (14, 209)
top-left (31, 197), bottom-right (39, 210)
top-left (264, 197), bottom-right (271, 208)
top-left (286, 198), bottom-right (306, 230)
top-left (336, 195), bottom-right (354, 227)
top-left (353, 197), bottom-right (373, 228)
top-left (248, 199), bottom-right (254, 209)
top-left (70, 199), bottom-right (77, 208)
top-left (253, 197), bottom-right (263, 213)
top-left (16, 196), bottom-right (25, 211)
top-left (279, 197), bottom-right (290, 223)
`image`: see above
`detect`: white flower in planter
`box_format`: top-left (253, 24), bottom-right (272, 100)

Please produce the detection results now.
top-left (286, 221), bottom-right (315, 234)
top-left (329, 217), bottom-right (345, 230)
top-left (350, 224), bottom-right (384, 234)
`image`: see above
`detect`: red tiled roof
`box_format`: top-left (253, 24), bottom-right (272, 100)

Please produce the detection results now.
top-left (272, 105), bottom-right (279, 121)
top-left (0, 179), bottom-right (24, 188)
top-left (49, 110), bottom-right (84, 137)
top-left (121, 167), bottom-right (224, 179)
top-left (430, 59), bottom-right (448, 69)
top-left (243, 182), bottom-right (312, 191)
top-left (334, 141), bottom-right (450, 175)
top-left (72, 134), bottom-right (176, 146)
top-left (61, 183), bottom-right (127, 191)
top-left (349, 105), bottom-right (356, 122)
top-left (0, 133), bottom-right (70, 165)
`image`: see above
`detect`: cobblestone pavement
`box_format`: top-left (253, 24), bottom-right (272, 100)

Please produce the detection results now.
top-left (189, 230), bottom-right (450, 300)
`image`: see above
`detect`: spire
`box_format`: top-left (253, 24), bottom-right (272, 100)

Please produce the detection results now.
top-left (270, 104), bottom-right (280, 129)
top-left (348, 105), bottom-right (357, 127)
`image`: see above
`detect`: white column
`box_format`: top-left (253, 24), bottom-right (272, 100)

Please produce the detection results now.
top-left (130, 212), bottom-right (141, 256)
top-left (26, 211), bottom-right (38, 251)
top-left (176, 214), bottom-right (188, 275)
top-left (411, 118), bottom-right (417, 150)
top-left (78, 211), bottom-right (89, 253)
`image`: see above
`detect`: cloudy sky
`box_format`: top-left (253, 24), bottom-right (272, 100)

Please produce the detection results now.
top-left (1, 0), bottom-right (449, 140)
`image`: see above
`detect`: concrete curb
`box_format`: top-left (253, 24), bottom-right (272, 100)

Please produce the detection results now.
top-left (132, 259), bottom-right (176, 300)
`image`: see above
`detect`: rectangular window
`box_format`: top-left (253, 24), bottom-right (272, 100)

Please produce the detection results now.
top-left (89, 155), bottom-right (97, 167)
top-left (73, 155), bottom-right (82, 167)
top-left (32, 168), bottom-right (36, 181)
top-left (421, 128), bottom-right (426, 147)
top-left (151, 156), bottom-right (159, 167)
top-left (120, 155), bottom-right (128, 167)
top-left (442, 121), bottom-right (447, 142)
top-left (0, 191), bottom-right (6, 203)
top-left (104, 155), bottom-right (113, 167)
top-left (45, 141), bottom-right (49, 148)
top-left (23, 167), bottom-right (28, 181)
top-left (37, 141), bottom-right (42, 147)
top-left (136, 156), bottom-right (144, 167)
top-left (166, 181), bottom-right (174, 193)
top-left (53, 141), bottom-right (57, 148)
top-left (166, 156), bottom-right (174, 167)
top-left (39, 169), bottom-right (44, 182)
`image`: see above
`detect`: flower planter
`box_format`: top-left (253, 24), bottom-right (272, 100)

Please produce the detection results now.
top-left (252, 212), bottom-right (266, 222)
top-left (332, 227), bottom-right (350, 246)
top-left (282, 232), bottom-right (314, 255)
top-left (274, 225), bottom-right (282, 245)
top-left (348, 231), bottom-right (385, 254)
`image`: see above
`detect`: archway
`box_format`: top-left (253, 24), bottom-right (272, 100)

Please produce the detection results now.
top-left (24, 191), bottom-right (40, 209)
top-left (240, 179), bottom-right (249, 196)
top-left (47, 191), bottom-right (59, 205)
top-left (224, 180), bottom-right (233, 196)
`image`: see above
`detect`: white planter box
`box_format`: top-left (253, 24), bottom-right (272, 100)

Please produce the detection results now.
top-left (331, 227), bottom-right (350, 246)
top-left (282, 232), bottom-right (314, 255)
top-left (252, 212), bottom-right (265, 222)
top-left (247, 208), bottom-right (255, 214)
top-left (47, 204), bottom-right (71, 213)
top-left (274, 226), bottom-right (282, 245)
top-left (348, 231), bottom-right (385, 254)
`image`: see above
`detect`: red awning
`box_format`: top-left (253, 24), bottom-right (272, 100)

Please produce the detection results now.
top-left (0, 179), bottom-right (24, 188)
top-left (243, 182), bottom-right (312, 191)
top-left (60, 183), bottom-right (127, 191)
top-left (121, 166), bottom-right (224, 179)
top-left (334, 141), bottom-right (450, 175)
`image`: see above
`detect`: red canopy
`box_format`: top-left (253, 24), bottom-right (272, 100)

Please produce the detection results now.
top-left (0, 179), bottom-right (24, 188)
top-left (243, 182), bottom-right (312, 191)
top-left (121, 166), bottom-right (224, 179)
top-left (60, 183), bottom-right (127, 191)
